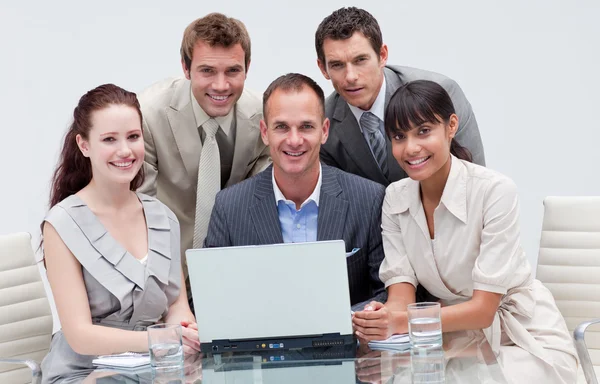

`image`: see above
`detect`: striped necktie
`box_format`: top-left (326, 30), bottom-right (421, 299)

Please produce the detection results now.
top-left (360, 112), bottom-right (388, 176)
top-left (192, 118), bottom-right (220, 248)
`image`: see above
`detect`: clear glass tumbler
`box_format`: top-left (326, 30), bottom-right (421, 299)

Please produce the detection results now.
top-left (147, 323), bottom-right (184, 373)
top-left (407, 302), bottom-right (442, 349)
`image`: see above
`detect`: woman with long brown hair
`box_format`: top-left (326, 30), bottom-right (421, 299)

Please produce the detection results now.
top-left (40, 84), bottom-right (198, 383)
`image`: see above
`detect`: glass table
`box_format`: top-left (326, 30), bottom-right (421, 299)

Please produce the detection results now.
top-left (54, 330), bottom-right (507, 383)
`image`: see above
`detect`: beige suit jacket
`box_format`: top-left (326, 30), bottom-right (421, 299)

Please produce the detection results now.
top-left (138, 77), bottom-right (270, 268)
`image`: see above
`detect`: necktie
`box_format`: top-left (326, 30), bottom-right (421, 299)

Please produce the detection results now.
top-left (193, 118), bottom-right (221, 248)
top-left (360, 112), bottom-right (388, 176)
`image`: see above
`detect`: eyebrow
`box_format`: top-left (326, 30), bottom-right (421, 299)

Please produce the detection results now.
top-left (271, 120), bottom-right (317, 126)
top-left (99, 129), bottom-right (141, 136)
top-left (196, 64), bottom-right (244, 71)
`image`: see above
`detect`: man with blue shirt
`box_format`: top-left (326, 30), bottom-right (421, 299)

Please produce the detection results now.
top-left (204, 73), bottom-right (386, 308)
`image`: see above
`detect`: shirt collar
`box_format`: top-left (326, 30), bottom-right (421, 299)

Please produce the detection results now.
top-left (387, 155), bottom-right (467, 223)
top-left (272, 163), bottom-right (322, 208)
top-left (190, 88), bottom-right (234, 136)
top-left (348, 76), bottom-right (387, 131)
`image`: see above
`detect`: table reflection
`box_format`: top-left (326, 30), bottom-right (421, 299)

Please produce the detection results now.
top-left (69, 330), bottom-right (507, 383)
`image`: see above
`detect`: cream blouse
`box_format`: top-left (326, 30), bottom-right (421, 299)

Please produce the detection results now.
top-left (379, 155), bottom-right (532, 301)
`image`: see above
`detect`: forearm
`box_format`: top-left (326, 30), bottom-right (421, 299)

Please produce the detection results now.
top-left (385, 283), bottom-right (416, 312)
top-left (164, 298), bottom-right (195, 325)
top-left (440, 299), bottom-right (497, 333)
top-left (164, 271), bottom-right (195, 324)
top-left (65, 324), bottom-right (148, 355)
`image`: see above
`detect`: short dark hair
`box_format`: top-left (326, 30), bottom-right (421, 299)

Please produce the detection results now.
top-left (262, 73), bottom-right (325, 121)
top-left (315, 7), bottom-right (383, 65)
top-left (181, 13), bottom-right (251, 72)
top-left (385, 80), bottom-right (472, 162)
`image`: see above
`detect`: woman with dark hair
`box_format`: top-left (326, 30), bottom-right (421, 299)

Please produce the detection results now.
top-left (352, 80), bottom-right (577, 383)
top-left (40, 84), bottom-right (198, 383)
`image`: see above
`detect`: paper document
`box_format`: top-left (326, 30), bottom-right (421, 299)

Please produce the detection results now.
top-left (368, 334), bottom-right (411, 351)
top-left (92, 352), bottom-right (150, 369)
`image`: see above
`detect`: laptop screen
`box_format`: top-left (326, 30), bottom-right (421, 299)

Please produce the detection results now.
top-left (186, 240), bottom-right (353, 343)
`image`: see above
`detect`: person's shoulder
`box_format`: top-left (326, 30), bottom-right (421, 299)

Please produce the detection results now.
top-left (325, 90), bottom-right (342, 113)
top-left (388, 65), bottom-right (459, 89)
top-left (384, 175), bottom-right (414, 198)
top-left (236, 87), bottom-right (263, 119)
top-left (138, 77), bottom-right (187, 109)
top-left (461, 160), bottom-right (518, 197)
top-left (326, 165), bottom-right (385, 196)
top-left (216, 169), bottom-right (267, 202)
top-left (137, 192), bottom-right (179, 224)
top-left (43, 195), bottom-right (86, 232)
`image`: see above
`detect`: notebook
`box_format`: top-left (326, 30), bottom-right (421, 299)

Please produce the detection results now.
top-left (92, 352), bottom-right (150, 369)
top-left (367, 334), bottom-right (411, 352)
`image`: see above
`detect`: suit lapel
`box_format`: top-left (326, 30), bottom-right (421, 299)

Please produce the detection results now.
top-left (166, 80), bottom-right (201, 179)
top-left (317, 166), bottom-right (348, 241)
top-left (332, 98), bottom-right (389, 185)
top-left (249, 166), bottom-right (284, 244)
top-left (383, 67), bottom-right (408, 182)
top-left (226, 95), bottom-right (262, 187)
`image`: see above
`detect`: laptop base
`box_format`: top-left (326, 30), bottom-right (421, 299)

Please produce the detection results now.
top-left (202, 333), bottom-right (355, 354)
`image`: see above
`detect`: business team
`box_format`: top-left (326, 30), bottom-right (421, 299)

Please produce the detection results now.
top-left (39, 7), bottom-right (577, 384)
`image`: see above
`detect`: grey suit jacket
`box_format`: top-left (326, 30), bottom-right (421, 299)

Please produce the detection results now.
top-left (321, 65), bottom-right (485, 186)
top-left (204, 164), bottom-right (386, 307)
top-left (137, 77), bottom-right (270, 268)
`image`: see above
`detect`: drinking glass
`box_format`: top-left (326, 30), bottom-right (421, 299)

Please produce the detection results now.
top-left (147, 324), bottom-right (184, 373)
top-left (411, 345), bottom-right (445, 383)
top-left (407, 302), bottom-right (442, 349)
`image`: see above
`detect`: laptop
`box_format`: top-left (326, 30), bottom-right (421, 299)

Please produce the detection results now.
top-left (186, 240), bottom-right (355, 354)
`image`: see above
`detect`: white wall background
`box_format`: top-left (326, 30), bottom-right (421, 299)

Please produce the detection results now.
top-left (1, 0), bottom-right (599, 326)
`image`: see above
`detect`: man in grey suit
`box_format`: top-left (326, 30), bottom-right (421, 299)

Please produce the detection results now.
top-left (138, 13), bottom-right (269, 284)
top-left (315, 7), bottom-right (485, 186)
top-left (205, 73), bottom-right (386, 309)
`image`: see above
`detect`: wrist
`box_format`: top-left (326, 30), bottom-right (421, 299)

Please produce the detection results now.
top-left (391, 311), bottom-right (408, 334)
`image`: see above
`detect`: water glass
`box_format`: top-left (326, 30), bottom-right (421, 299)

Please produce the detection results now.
top-left (411, 345), bottom-right (445, 383)
top-left (407, 302), bottom-right (442, 349)
top-left (148, 324), bottom-right (184, 372)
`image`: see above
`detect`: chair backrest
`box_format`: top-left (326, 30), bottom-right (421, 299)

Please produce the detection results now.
top-left (0, 232), bottom-right (53, 383)
top-left (536, 196), bottom-right (600, 366)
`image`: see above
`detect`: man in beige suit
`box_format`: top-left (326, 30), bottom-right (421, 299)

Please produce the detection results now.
top-left (138, 13), bottom-right (270, 299)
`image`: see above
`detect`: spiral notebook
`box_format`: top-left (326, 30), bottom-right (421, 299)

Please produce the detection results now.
top-left (92, 352), bottom-right (151, 369)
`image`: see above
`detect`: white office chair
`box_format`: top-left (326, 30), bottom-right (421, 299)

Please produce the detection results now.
top-left (536, 196), bottom-right (600, 384)
top-left (0, 232), bottom-right (53, 384)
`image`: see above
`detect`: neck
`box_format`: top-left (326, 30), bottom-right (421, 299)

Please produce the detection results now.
top-left (82, 178), bottom-right (135, 211)
top-left (419, 155), bottom-right (452, 205)
top-left (274, 163), bottom-right (320, 210)
top-left (360, 73), bottom-right (385, 112)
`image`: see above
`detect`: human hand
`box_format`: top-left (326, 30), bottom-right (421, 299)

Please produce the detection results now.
top-left (183, 351), bottom-right (203, 383)
top-left (180, 321), bottom-right (201, 355)
top-left (352, 301), bottom-right (395, 342)
top-left (355, 350), bottom-right (383, 383)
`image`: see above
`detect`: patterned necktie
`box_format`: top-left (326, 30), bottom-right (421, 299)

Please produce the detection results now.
top-left (193, 118), bottom-right (221, 248)
top-left (360, 112), bottom-right (388, 176)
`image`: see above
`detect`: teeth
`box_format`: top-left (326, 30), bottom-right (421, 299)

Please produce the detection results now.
top-left (210, 95), bottom-right (228, 101)
top-left (408, 157), bottom-right (428, 165)
top-left (112, 161), bottom-right (133, 167)
top-left (284, 151), bottom-right (303, 157)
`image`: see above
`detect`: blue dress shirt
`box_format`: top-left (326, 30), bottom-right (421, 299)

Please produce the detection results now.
top-left (272, 165), bottom-right (322, 243)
